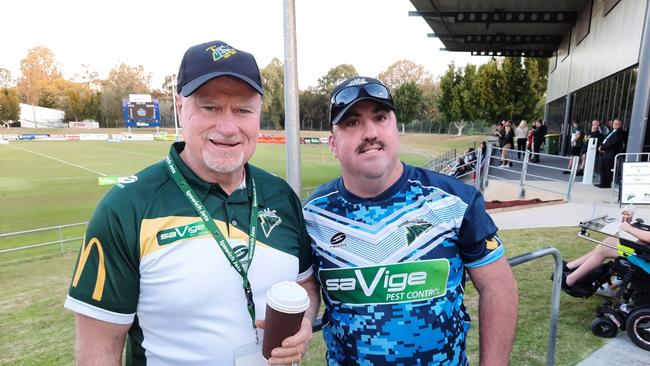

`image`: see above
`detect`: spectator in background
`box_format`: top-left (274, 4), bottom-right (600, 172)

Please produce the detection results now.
top-left (515, 120), bottom-right (529, 159)
top-left (527, 124), bottom-right (536, 160)
top-left (480, 141), bottom-right (487, 162)
top-left (499, 121), bottom-right (515, 167)
top-left (532, 119), bottom-right (547, 163)
top-left (441, 156), bottom-right (465, 177)
top-left (576, 120), bottom-right (604, 176)
top-left (600, 119), bottom-right (614, 136)
top-left (596, 118), bottom-right (626, 188)
top-left (564, 120), bottom-right (584, 174)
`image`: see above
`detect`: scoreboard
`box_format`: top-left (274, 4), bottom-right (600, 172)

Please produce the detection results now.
top-left (122, 95), bottom-right (161, 127)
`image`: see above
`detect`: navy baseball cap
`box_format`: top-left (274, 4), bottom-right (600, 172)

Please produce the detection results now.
top-left (329, 77), bottom-right (395, 125)
top-left (176, 40), bottom-right (264, 97)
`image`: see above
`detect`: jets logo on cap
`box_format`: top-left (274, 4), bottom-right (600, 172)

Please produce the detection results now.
top-left (205, 44), bottom-right (237, 62)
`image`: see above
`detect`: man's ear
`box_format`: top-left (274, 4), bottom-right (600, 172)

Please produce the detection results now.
top-left (175, 94), bottom-right (183, 126)
top-left (328, 134), bottom-right (337, 158)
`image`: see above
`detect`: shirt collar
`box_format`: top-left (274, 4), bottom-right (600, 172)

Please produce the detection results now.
top-left (167, 142), bottom-right (265, 206)
top-left (337, 162), bottom-right (408, 204)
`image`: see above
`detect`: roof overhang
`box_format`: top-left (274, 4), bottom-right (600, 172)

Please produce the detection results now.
top-left (409, 0), bottom-right (590, 57)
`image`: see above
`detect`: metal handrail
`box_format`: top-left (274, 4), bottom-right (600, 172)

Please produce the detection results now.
top-left (0, 222), bottom-right (88, 254)
top-left (482, 144), bottom-right (578, 201)
top-left (610, 152), bottom-right (650, 204)
top-left (312, 247), bottom-right (564, 366)
top-left (0, 221), bottom-right (88, 238)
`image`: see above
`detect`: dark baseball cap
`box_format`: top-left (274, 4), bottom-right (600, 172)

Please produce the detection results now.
top-left (176, 40), bottom-right (264, 97)
top-left (329, 77), bottom-right (395, 125)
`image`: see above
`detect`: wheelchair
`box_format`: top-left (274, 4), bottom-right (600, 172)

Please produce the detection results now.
top-left (575, 215), bottom-right (650, 351)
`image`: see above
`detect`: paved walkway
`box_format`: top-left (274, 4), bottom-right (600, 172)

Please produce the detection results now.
top-left (481, 178), bottom-right (650, 364)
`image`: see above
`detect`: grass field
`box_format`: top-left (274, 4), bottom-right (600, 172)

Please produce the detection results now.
top-left (0, 132), bottom-right (607, 365)
top-left (0, 227), bottom-right (607, 365)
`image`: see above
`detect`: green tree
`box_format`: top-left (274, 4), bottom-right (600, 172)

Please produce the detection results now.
top-left (100, 63), bottom-right (152, 127)
top-left (393, 81), bottom-right (423, 125)
top-left (525, 58), bottom-right (549, 118)
top-left (299, 88), bottom-right (328, 131)
top-left (474, 59), bottom-right (508, 123)
top-left (438, 64), bottom-right (463, 124)
top-left (37, 90), bottom-right (58, 108)
top-left (0, 87), bottom-right (21, 126)
top-left (260, 58), bottom-right (284, 130)
top-left (316, 64), bottom-right (358, 94)
top-left (83, 91), bottom-right (103, 122)
top-left (64, 88), bottom-right (84, 121)
top-left (162, 74), bottom-right (175, 93)
top-left (378, 60), bottom-right (432, 91)
top-left (459, 64), bottom-right (479, 121)
top-left (419, 79), bottom-right (442, 132)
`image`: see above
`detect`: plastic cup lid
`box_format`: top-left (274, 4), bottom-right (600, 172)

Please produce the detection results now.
top-left (266, 281), bottom-right (310, 314)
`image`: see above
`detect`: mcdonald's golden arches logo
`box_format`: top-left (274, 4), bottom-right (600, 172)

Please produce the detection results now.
top-left (72, 237), bottom-right (106, 301)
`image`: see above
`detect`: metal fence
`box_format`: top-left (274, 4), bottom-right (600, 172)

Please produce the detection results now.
top-left (0, 222), bottom-right (87, 262)
top-left (610, 152), bottom-right (650, 204)
top-left (480, 144), bottom-right (579, 202)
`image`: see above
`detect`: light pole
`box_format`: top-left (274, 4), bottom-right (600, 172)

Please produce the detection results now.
top-left (170, 74), bottom-right (180, 141)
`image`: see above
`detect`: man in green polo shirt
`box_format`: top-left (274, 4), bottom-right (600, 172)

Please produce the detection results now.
top-left (64, 40), bottom-right (320, 365)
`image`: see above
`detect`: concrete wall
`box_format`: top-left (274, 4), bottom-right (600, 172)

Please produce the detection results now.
top-left (547, 0), bottom-right (648, 102)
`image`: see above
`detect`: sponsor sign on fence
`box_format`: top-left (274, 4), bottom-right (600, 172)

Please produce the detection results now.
top-left (258, 135), bottom-right (286, 144)
top-left (122, 133), bottom-right (155, 141)
top-left (80, 134), bottom-right (109, 141)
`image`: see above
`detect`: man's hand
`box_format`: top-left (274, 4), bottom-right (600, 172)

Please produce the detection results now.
top-left (256, 317), bottom-right (313, 365)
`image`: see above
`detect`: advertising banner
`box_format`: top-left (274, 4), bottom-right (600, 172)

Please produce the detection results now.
top-left (122, 133), bottom-right (155, 141)
top-left (80, 134), bottom-right (109, 141)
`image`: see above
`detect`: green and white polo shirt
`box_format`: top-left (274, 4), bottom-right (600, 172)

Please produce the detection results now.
top-left (65, 142), bottom-right (313, 365)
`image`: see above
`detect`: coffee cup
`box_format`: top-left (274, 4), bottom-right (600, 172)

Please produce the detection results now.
top-left (262, 281), bottom-right (310, 360)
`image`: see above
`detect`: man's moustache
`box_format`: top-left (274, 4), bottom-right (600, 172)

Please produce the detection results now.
top-left (356, 139), bottom-right (385, 153)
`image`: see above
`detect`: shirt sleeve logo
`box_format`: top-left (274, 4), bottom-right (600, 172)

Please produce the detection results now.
top-left (485, 235), bottom-right (502, 250)
top-left (71, 237), bottom-right (106, 301)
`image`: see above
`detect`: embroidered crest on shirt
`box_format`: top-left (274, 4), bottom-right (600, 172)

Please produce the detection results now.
top-left (398, 219), bottom-right (433, 246)
top-left (259, 208), bottom-right (282, 238)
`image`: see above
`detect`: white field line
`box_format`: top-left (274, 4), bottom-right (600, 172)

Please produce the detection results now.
top-left (10, 146), bottom-right (107, 176)
top-left (92, 145), bottom-right (162, 159)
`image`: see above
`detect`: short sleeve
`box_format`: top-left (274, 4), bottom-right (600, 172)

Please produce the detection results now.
top-left (456, 190), bottom-right (504, 268)
top-left (290, 192), bottom-right (313, 281)
top-left (65, 198), bottom-right (140, 324)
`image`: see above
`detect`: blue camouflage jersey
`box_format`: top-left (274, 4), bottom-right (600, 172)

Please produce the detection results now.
top-left (303, 163), bottom-right (503, 365)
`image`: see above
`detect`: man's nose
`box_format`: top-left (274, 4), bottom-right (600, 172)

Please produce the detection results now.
top-left (361, 119), bottom-right (378, 139)
top-left (215, 110), bottom-right (238, 135)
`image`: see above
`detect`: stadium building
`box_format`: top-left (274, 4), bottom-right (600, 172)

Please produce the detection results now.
top-left (409, 0), bottom-right (650, 155)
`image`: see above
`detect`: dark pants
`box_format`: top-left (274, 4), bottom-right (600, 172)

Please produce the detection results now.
top-left (532, 141), bottom-right (543, 162)
top-left (598, 156), bottom-right (614, 187)
top-left (516, 138), bottom-right (527, 159)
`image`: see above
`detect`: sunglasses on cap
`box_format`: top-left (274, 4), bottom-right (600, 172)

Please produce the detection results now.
top-left (330, 83), bottom-right (395, 125)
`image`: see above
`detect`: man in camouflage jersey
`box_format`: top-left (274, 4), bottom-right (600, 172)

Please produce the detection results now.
top-left (303, 77), bottom-right (518, 365)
